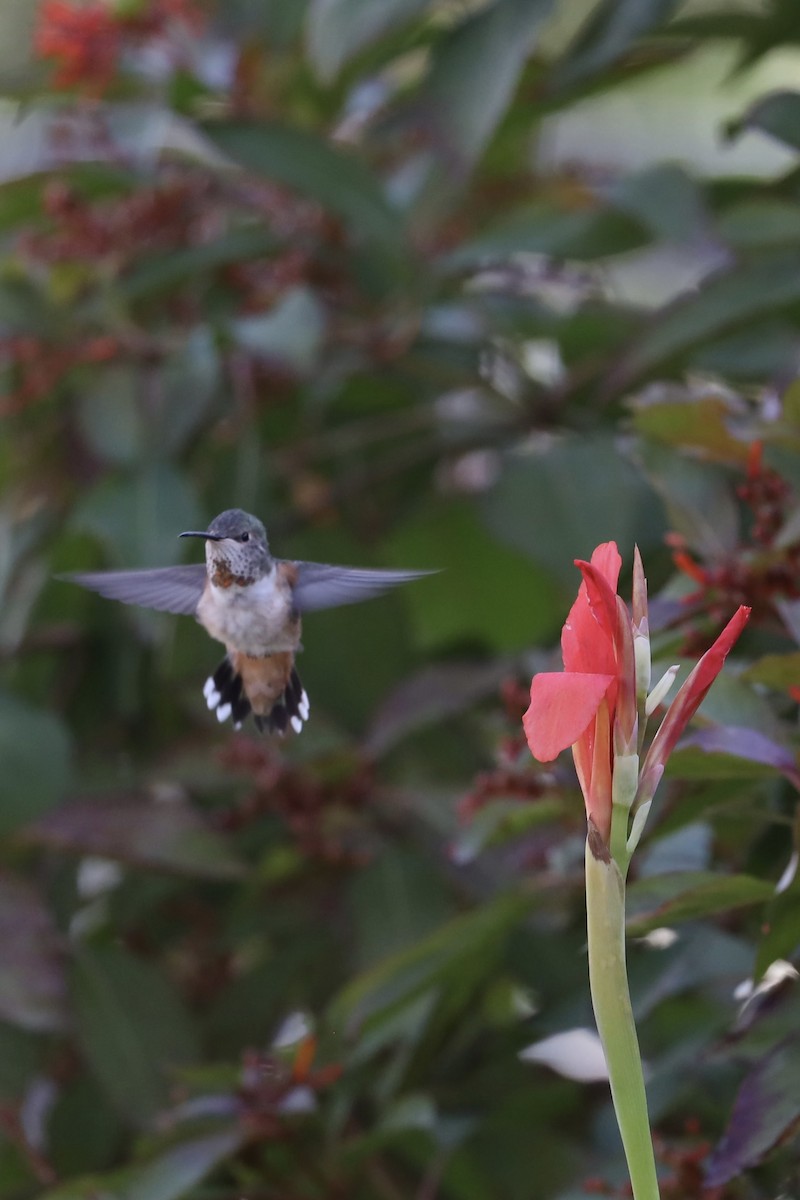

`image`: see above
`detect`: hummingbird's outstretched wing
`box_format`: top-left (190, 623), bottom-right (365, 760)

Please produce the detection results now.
top-left (62, 565), bottom-right (206, 615)
top-left (289, 562), bottom-right (435, 612)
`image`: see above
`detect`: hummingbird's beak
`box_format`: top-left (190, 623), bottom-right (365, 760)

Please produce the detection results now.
top-left (179, 530), bottom-right (223, 541)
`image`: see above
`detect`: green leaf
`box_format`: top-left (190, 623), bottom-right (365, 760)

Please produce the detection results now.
top-left (671, 727), bottom-right (798, 784)
top-left (72, 463), bottom-right (203, 568)
top-left (553, 0), bottom-right (681, 89)
top-left (626, 871), bottom-right (773, 935)
top-left (607, 162), bottom-right (706, 244)
top-left (754, 879), bottom-right (800, 981)
top-left (629, 390), bottom-right (750, 464)
top-left (0, 875), bottom-right (68, 1033)
top-left (744, 650), bottom-right (800, 690)
top-left (480, 435), bottom-right (663, 590)
top-left (23, 798), bottom-right (245, 881)
top-left (38, 1127), bottom-right (243, 1200)
top-left (364, 660), bottom-right (511, 758)
top-left (716, 199), bottom-right (800, 250)
top-left (77, 366), bottom-right (143, 466)
top-left (117, 226), bottom-right (278, 303)
top-left (706, 1036), bottom-right (800, 1186)
top-left (156, 326), bottom-right (221, 453)
top-left (329, 890), bottom-right (530, 1034)
top-left (307, 0), bottom-right (433, 80)
top-left (208, 122), bottom-right (406, 258)
top-left (415, 0), bottom-right (555, 169)
top-left (728, 89), bottom-right (800, 153)
top-left (385, 499), bottom-right (561, 652)
top-left (0, 693), bottom-right (72, 834)
top-left (348, 847), bottom-right (456, 969)
top-left (229, 287), bottom-right (325, 374)
top-left (0, 1021), bottom-right (42, 1099)
top-left (445, 202), bottom-right (649, 268)
top-left (619, 252), bottom-right (800, 380)
top-left (71, 943), bottom-right (199, 1126)
top-left (450, 798), bottom-right (564, 866)
top-left (633, 439), bottom-right (739, 558)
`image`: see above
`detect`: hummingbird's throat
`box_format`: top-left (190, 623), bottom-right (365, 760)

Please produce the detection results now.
top-left (210, 560), bottom-right (257, 589)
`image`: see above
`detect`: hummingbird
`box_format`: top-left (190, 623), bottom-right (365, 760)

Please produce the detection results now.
top-left (64, 508), bottom-right (433, 735)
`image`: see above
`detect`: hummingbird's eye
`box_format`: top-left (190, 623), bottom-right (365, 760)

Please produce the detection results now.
top-left (239, 532), bottom-right (250, 543)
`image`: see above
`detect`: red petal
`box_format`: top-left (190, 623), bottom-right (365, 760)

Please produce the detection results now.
top-left (524, 671), bottom-right (616, 762)
top-left (562, 543), bottom-right (621, 675)
top-left (641, 606), bottom-right (751, 776)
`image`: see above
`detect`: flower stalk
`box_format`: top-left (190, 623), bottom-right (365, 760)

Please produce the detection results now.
top-left (524, 542), bottom-right (750, 1199)
top-left (586, 823), bottom-right (659, 1200)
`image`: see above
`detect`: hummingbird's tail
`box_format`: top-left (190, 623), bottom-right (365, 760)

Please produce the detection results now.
top-left (203, 656), bottom-right (310, 735)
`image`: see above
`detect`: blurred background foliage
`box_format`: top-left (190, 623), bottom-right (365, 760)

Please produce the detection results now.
top-left (5, 0), bottom-right (800, 1196)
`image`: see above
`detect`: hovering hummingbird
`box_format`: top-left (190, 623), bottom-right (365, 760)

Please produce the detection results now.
top-left (64, 508), bottom-right (433, 735)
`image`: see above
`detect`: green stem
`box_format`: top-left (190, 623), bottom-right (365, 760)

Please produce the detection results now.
top-left (585, 823), bottom-right (660, 1200)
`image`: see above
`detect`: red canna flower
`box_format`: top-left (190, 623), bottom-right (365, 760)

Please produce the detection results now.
top-left (523, 542), bottom-right (624, 844)
top-left (524, 542), bottom-right (750, 852)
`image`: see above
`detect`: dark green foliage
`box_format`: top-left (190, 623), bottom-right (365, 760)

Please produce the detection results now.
top-left (4, 1), bottom-right (800, 1196)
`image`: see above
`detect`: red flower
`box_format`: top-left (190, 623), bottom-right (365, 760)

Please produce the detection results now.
top-left (524, 542), bottom-right (750, 849)
top-left (524, 542), bottom-right (623, 843)
top-left (34, 0), bottom-right (121, 93)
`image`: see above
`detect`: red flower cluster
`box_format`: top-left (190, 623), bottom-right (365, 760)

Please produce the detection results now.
top-left (34, 0), bottom-right (205, 95)
top-left (1, 333), bottom-right (119, 416)
top-left (35, 1), bottom-right (121, 93)
top-left (671, 442), bottom-right (800, 630)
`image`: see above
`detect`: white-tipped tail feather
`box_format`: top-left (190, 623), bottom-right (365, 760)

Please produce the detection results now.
top-left (203, 659), bottom-right (309, 736)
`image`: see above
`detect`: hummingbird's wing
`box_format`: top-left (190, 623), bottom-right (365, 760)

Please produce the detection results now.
top-left (62, 565), bottom-right (206, 615)
top-left (289, 562), bottom-right (435, 612)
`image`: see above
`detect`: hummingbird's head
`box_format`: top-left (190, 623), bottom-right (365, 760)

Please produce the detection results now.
top-left (180, 509), bottom-right (271, 582)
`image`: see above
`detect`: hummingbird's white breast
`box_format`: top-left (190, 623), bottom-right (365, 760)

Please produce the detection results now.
top-left (196, 566), bottom-right (300, 657)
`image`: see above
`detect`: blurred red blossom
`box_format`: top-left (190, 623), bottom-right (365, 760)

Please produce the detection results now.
top-left (34, 0), bottom-right (206, 95)
top-left (35, 0), bottom-right (121, 93)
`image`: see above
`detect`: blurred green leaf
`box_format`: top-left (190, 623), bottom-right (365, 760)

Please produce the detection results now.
top-left (24, 798), bottom-right (245, 880)
top-left (77, 365), bottom-right (143, 466)
top-left (349, 847), bottom-right (456, 968)
top-left (744, 651), bottom-right (800, 689)
top-left (365, 659), bottom-right (511, 758)
top-left (329, 890), bottom-right (530, 1034)
top-left (39, 1127), bottom-right (243, 1200)
top-left (387, 499), bottom-right (561, 652)
top-left (450, 798), bottom-right (564, 866)
top-left (71, 463), bottom-right (203, 567)
top-left (633, 439), bottom-right (739, 558)
top-left (117, 226), bottom-right (277, 303)
top-left (446, 202), bottom-right (650, 268)
top-left (626, 871), bottom-right (773, 935)
top-left (671, 727), bottom-right (799, 785)
top-left (608, 162), bottom-right (706, 243)
top-left (754, 879), bottom-right (800, 981)
top-left (308, 0), bottom-right (432, 80)
top-left (0, 1021), bottom-right (41, 1099)
top-left (208, 122), bottom-right (407, 260)
top-left (728, 89), bottom-right (800, 152)
top-left (619, 252), bottom-right (800, 380)
top-left (480, 435), bottom-right (663, 589)
top-left (230, 287), bottom-right (325, 374)
top-left (0, 693), bottom-right (72, 834)
top-left (71, 942), bottom-right (200, 1126)
top-left (716, 199), bottom-right (800, 250)
top-left (706, 1036), bottom-right (800, 1187)
top-left (552, 0), bottom-right (681, 89)
top-left (0, 874), bottom-right (67, 1032)
top-left (414, 0), bottom-right (554, 170)
top-left (629, 391), bottom-right (749, 464)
